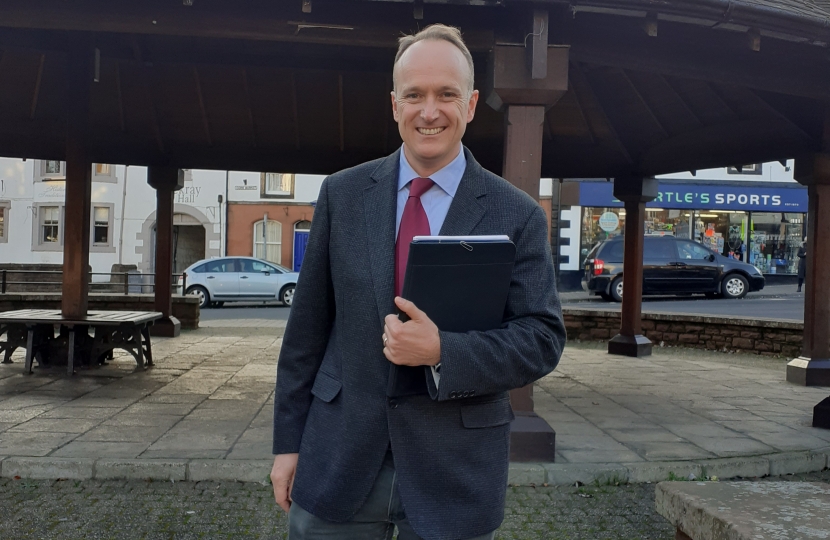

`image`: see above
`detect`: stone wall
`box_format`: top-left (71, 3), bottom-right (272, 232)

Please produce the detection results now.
top-left (0, 293), bottom-right (200, 330)
top-left (563, 307), bottom-right (803, 358)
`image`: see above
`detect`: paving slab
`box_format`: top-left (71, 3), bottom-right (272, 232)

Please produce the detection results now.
top-left (0, 326), bottom-right (828, 484)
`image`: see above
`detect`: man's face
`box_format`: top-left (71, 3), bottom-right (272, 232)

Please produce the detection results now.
top-left (391, 39), bottom-right (479, 174)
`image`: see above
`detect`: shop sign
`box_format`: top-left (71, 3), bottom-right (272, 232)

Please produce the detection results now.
top-left (579, 182), bottom-right (807, 211)
top-left (597, 212), bottom-right (619, 232)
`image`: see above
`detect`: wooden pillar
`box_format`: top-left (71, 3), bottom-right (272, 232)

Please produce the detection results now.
top-left (485, 21), bottom-right (569, 461)
top-left (148, 166), bottom-right (184, 337)
top-left (608, 176), bottom-right (658, 357)
top-left (787, 153), bottom-right (830, 385)
top-left (61, 37), bottom-right (93, 319)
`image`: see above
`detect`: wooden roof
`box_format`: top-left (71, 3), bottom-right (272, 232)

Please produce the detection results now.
top-left (0, 0), bottom-right (827, 178)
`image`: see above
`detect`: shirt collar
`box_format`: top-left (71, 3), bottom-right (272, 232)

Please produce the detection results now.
top-left (398, 144), bottom-right (466, 198)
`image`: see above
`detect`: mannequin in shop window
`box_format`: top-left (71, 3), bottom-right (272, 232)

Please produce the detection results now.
top-left (797, 242), bottom-right (807, 293)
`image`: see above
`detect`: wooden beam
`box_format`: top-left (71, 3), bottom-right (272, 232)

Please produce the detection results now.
top-left (747, 89), bottom-right (816, 144)
top-left (338, 73), bottom-right (345, 152)
top-left (570, 63), bottom-right (635, 166)
top-left (115, 62), bottom-right (126, 132)
top-left (291, 71), bottom-right (300, 150)
top-left (567, 87), bottom-right (596, 145)
top-left (528, 10), bottom-right (549, 80)
top-left (131, 38), bottom-right (165, 155)
top-left (619, 69), bottom-right (669, 139)
top-left (656, 74), bottom-right (703, 129)
top-left (193, 67), bottom-right (212, 147)
top-left (29, 53), bottom-right (44, 120)
top-left (703, 82), bottom-right (739, 121)
top-left (240, 68), bottom-right (257, 148)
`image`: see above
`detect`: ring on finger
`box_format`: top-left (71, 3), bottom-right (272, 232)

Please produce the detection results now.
top-left (383, 334), bottom-right (388, 345)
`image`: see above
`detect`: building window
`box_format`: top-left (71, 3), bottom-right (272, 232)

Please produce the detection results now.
top-left (260, 173), bottom-right (294, 198)
top-left (253, 220), bottom-right (282, 264)
top-left (40, 160), bottom-right (66, 181)
top-left (93, 206), bottom-right (110, 245)
top-left (93, 163), bottom-right (116, 183)
top-left (40, 206), bottom-right (61, 244)
top-left (0, 201), bottom-right (9, 243)
top-left (727, 164), bottom-right (762, 175)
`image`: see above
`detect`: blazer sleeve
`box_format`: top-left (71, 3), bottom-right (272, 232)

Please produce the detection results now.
top-left (431, 205), bottom-right (566, 401)
top-left (272, 178), bottom-right (335, 454)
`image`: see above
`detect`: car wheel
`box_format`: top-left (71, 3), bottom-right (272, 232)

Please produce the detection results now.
top-left (721, 274), bottom-right (748, 299)
top-left (610, 277), bottom-right (623, 302)
top-left (280, 285), bottom-right (295, 307)
top-left (187, 286), bottom-right (210, 309)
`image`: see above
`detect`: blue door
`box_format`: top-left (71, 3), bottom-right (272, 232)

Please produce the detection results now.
top-left (293, 231), bottom-right (310, 272)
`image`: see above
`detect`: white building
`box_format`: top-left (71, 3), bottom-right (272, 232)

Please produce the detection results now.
top-left (0, 158), bottom-right (227, 279)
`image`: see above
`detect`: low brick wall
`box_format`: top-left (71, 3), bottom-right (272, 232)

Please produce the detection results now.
top-left (0, 293), bottom-right (200, 330)
top-left (563, 307), bottom-right (803, 358)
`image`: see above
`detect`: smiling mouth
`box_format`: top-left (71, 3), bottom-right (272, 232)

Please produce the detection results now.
top-left (417, 127), bottom-right (445, 136)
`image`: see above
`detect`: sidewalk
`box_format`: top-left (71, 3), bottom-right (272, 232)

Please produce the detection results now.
top-left (560, 283), bottom-right (800, 303)
top-left (0, 325), bottom-right (828, 485)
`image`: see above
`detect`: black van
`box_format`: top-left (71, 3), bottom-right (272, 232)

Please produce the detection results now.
top-left (582, 236), bottom-right (765, 302)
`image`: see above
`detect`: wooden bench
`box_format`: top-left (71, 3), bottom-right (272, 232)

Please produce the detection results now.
top-left (656, 481), bottom-right (830, 540)
top-left (0, 309), bottom-right (162, 375)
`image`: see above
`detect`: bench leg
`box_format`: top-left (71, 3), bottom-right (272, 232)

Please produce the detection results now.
top-left (24, 328), bottom-right (35, 374)
top-left (67, 327), bottom-right (75, 376)
top-left (134, 327), bottom-right (144, 368)
top-left (676, 528), bottom-right (693, 540)
top-left (141, 326), bottom-right (154, 366)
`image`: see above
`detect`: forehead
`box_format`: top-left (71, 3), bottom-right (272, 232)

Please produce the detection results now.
top-left (395, 39), bottom-right (470, 89)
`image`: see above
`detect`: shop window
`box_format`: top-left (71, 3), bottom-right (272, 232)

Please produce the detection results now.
top-left (261, 173), bottom-right (294, 198)
top-left (254, 220), bottom-right (282, 263)
top-left (0, 201), bottom-right (9, 243)
top-left (39, 160), bottom-right (65, 181)
top-left (749, 212), bottom-right (804, 274)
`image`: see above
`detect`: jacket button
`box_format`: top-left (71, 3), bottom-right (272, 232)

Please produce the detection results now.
top-left (449, 391), bottom-right (457, 399)
top-left (470, 391), bottom-right (475, 396)
top-left (388, 399), bottom-right (398, 409)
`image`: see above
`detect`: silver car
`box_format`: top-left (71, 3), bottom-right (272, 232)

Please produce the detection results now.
top-left (179, 256), bottom-right (298, 309)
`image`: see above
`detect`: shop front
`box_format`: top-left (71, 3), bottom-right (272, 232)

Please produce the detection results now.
top-left (570, 181), bottom-right (808, 277)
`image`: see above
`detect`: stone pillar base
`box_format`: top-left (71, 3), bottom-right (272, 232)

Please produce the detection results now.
top-left (813, 396), bottom-right (830, 429)
top-left (787, 357), bottom-right (830, 386)
top-left (509, 411), bottom-right (556, 462)
top-left (150, 316), bottom-right (181, 338)
top-left (608, 333), bottom-right (652, 357)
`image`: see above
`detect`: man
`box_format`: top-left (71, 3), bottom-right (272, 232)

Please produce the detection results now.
top-left (271, 24), bottom-right (566, 540)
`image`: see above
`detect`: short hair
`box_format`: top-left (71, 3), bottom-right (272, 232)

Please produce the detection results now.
top-left (393, 24), bottom-right (475, 96)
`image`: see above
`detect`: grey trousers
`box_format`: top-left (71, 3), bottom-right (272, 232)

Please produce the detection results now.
top-left (288, 452), bottom-right (497, 540)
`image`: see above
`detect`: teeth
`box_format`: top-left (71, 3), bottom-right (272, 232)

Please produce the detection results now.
top-left (419, 128), bottom-right (444, 135)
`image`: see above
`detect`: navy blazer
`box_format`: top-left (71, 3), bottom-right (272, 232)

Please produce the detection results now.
top-left (273, 147), bottom-right (566, 540)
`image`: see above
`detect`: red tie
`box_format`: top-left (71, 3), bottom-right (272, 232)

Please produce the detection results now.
top-left (396, 178), bottom-right (434, 297)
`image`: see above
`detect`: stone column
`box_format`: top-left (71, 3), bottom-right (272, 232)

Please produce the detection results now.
top-left (787, 152), bottom-right (830, 385)
top-left (485, 29), bottom-right (569, 461)
top-left (608, 176), bottom-right (658, 357)
top-left (148, 166), bottom-right (184, 337)
top-left (61, 37), bottom-right (93, 319)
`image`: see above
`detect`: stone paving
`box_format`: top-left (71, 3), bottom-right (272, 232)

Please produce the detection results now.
top-left (0, 323), bottom-right (829, 485)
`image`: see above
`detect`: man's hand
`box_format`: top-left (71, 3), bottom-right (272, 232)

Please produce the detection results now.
top-left (383, 297), bottom-right (441, 366)
top-left (271, 453), bottom-right (299, 513)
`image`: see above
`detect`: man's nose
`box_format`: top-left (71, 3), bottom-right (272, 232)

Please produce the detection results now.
top-left (420, 97), bottom-right (439, 121)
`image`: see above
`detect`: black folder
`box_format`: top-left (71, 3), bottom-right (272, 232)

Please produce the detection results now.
top-left (387, 236), bottom-right (516, 398)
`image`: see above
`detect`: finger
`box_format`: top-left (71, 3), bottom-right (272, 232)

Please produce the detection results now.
top-left (383, 346), bottom-right (393, 362)
top-left (394, 297), bottom-right (425, 321)
top-left (273, 483), bottom-right (289, 513)
top-left (384, 315), bottom-right (402, 335)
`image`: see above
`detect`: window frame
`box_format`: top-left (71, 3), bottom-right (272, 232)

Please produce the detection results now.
top-left (260, 173), bottom-right (295, 199)
top-left (38, 160), bottom-right (66, 181)
top-left (92, 163), bottom-right (117, 183)
top-left (0, 200), bottom-right (9, 243)
top-left (253, 220), bottom-right (282, 264)
top-left (32, 203), bottom-right (64, 252)
top-left (91, 203), bottom-right (116, 252)
top-left (726, 164), bottom-right (762, 175)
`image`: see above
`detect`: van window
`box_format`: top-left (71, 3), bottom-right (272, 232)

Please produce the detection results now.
top-left (644, 238), bottom-right (676, 260)
top-left (600, 241), bottom-right (624, 262)
top-left (677, 240), bottom-right (713, 260)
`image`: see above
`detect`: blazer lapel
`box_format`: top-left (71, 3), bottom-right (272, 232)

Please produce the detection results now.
top-left (364, 149), bottom-right (401, 326)
top-left (439, 148), bottom-right (487, 236)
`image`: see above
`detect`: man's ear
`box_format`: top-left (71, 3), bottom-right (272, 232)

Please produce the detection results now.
top-left (466, 90), bottom-right (480, 123)
top-left (391, 91), bottom-right (400, 122)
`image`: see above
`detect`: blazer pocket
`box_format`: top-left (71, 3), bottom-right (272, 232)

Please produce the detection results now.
top-left (460, 397), bottom-right (515, 429)
top-left (311, 370), bottom-right (342, 403)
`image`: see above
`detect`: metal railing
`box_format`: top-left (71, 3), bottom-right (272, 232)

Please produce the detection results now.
top-left (0, 270), bottom-right (186, 295)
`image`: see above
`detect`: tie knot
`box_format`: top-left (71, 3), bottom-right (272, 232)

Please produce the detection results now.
top-left (409, 178), bottom-right (434, 198)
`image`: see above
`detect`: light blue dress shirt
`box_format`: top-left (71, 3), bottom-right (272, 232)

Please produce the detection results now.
top-left (395, 144), bottom-right (466, 238)
top-left (395, 144), bottom-right (466, 387)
